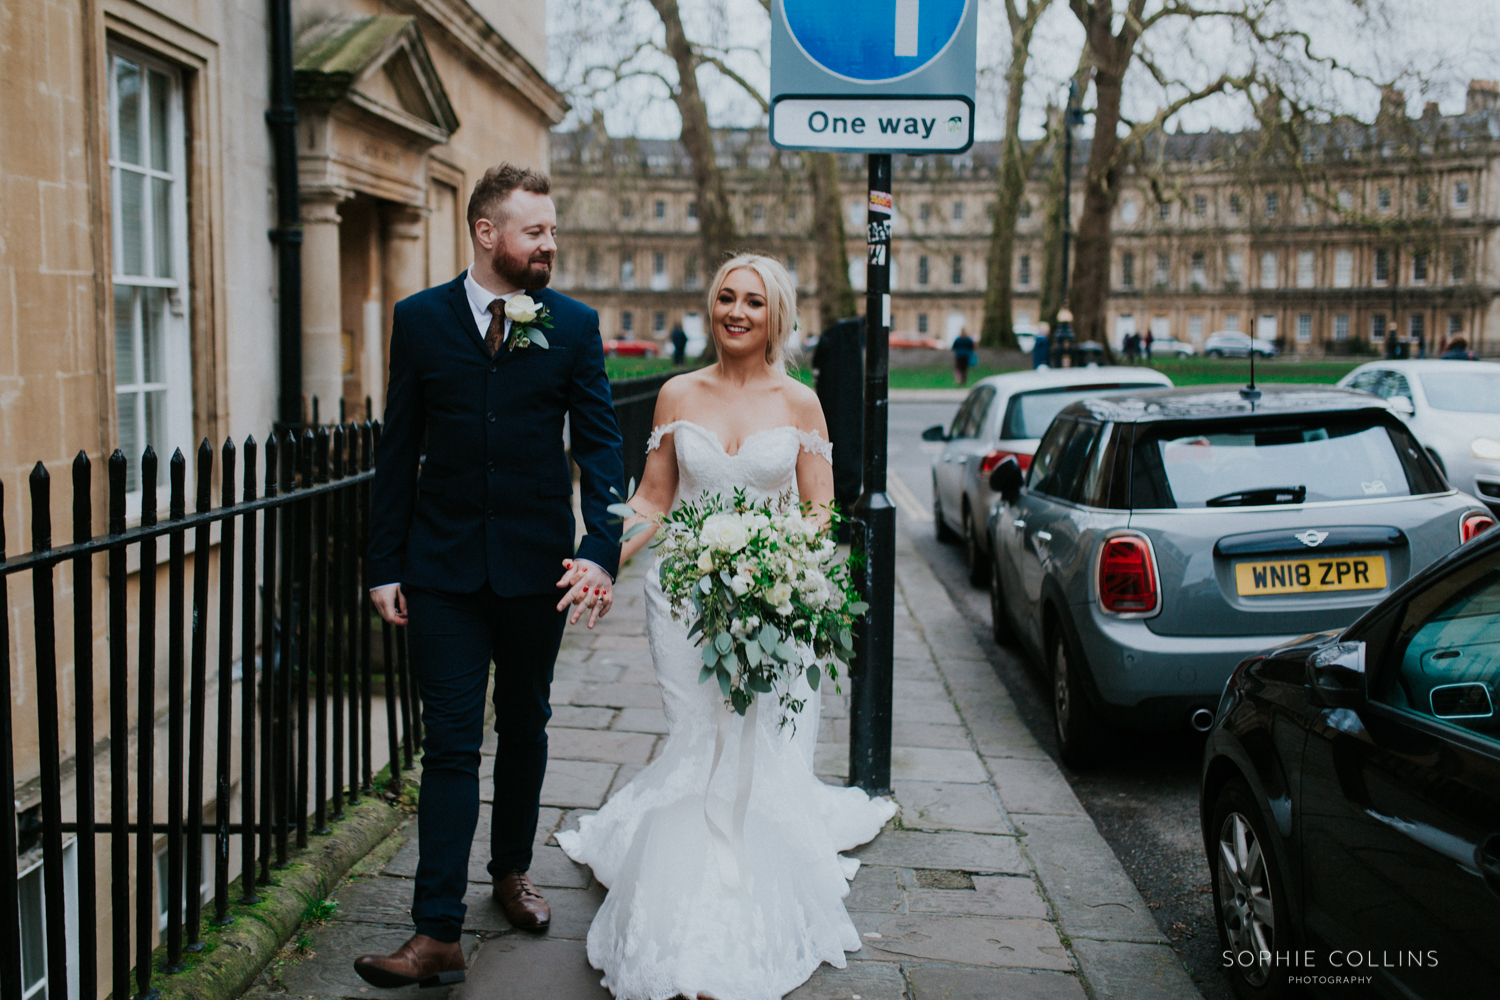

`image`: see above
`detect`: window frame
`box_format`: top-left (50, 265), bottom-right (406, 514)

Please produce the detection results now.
top-left (108, 42), bottom-right (194, 515)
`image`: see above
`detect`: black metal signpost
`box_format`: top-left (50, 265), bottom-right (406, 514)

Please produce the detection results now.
top-left (768, 0), bottom-right (977, 795)
top-left (850, 158), bottom-right (896, 793)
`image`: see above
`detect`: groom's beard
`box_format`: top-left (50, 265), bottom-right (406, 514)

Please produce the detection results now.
top-left (493, 241), bottom-right (553, 291)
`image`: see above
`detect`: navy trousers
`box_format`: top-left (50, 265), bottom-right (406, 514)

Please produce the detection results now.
top-left (404, 585), bottom-right (566, 943)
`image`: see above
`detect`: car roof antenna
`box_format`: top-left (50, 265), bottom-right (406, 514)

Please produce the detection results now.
top-left (1240, 346), bottom-right (1261, 402)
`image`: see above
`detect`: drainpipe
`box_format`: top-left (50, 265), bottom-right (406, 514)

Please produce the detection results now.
top-left (267, 0), bottom-right (303, 427)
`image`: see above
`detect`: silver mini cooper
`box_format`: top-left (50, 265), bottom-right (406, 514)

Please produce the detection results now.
top-left (984, 384), bottom-right (1495, 766)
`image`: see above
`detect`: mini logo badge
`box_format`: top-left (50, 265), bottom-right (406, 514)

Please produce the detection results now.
top-left (1295, 530), bottom-right (1330, 548)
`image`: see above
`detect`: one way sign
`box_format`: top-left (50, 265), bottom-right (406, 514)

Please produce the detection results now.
top-left (770, 0), bottom-right (976, 154)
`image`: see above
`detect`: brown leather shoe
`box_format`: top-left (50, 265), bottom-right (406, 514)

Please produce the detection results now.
top-left (353, 933), bottom-right (466, 989)
top-left (494, 870), bottom-right (550, 931)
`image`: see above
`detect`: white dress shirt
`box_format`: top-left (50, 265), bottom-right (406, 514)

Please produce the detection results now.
top-left (464, 267), bottom-right (518, 346)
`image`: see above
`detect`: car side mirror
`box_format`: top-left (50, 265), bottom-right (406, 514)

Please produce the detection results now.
top-left (988, 457), bottom-right (1024, 502)
top-left (1388, 395), bottom-right (1415, 416)
top-left (1307, 641), bottom-right (1366, 708)
top-left (922, 425), bottom-right (950, 442)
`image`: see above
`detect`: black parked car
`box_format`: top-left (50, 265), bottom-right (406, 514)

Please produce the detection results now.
top-left (1201, 524), bottom-right (1500, 999)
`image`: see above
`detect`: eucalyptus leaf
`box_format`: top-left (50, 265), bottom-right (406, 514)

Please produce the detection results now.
top-left (714, 632), bottom-right (733, 655)
top-left (849, 601), bottom-right (870, 616)
top-left (807, 665), bottom-right (821, 691)
top-left (743, 642), bottom-right (762, 667)
top-left (757, 624), bottom-right (780, 654)
top-left (775, 641), bottom-right (799, 663)
top-left (717, 667), bottom-right (732, 699)
top-left (720, 570), bottom-right (734, 587)
top-left (838, 628), bottom-right (853, 650)
top-left (621, 523), bottom-right (651, 542)
top-left (699, 665), bottom-right (715, 685)
top-left (528, 329), bottom-right (550, 350)
top-left (699, 576), bottom-right (713, 594)
top-left (687, 618), bottom-right (704, 639)
top-left (702, 644), bottom-right (719, 666)
top-left (606, 503), bottom-right (636, 518)
top-left (627, 476), bottom-right (637, 496)
top-left (748, 675), bottom-right (772, 693)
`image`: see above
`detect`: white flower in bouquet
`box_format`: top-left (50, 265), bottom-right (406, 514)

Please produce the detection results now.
top-left (504, 294), bottom-right (540, 323)
top-left (701, 512), bottom-right (750, 552)
top-left (697, 549), bottom-right (715, 572)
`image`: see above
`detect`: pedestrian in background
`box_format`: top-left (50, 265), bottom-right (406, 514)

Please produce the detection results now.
top-left (1032, 326), bottom-right (1051, 369)
top-left (952, 329), bottom-right (977, 385)
top-left (1441, 336), bottom-right (1477, 360)
top-left (1144, 329), bottom-right (1155, 361)
top-left (670, 323), bottom-right (688, 366)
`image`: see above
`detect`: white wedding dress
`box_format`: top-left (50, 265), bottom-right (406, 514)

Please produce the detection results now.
top-left (556, 420), bottom-right (898, 1000)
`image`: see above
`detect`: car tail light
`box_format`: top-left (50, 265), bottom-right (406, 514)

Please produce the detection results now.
top-left (981, 450), bottom-right (1033, 475)
top-left (1098, 534), bottom-right (1159, 615)
top-left (1461, 511), bottom-right (1496, 544)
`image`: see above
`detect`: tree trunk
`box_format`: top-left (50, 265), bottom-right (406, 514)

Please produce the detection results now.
top-left (809, 152), bottom-right (855, 332)
top-left (1069, 54), bottom-right (1125, 347)
top-left (1037, 108), bottom-right (1068, 329)
top-left (981, 0), bottom-right (1051, 349)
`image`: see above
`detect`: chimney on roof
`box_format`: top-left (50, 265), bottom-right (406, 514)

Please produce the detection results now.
top-left (1467, 79), bottom-right (1499, 113)
top-left (1379, 87), bottom-right (1407, 119)
top-left (1422, 101), bottom-right (1440, 120)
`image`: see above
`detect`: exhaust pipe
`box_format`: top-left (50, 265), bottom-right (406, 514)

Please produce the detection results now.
top-left (1189, 708), bottom-right (1215, 733)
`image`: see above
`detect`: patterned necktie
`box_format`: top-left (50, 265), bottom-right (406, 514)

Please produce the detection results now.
top-left (484, 299), bottom-right (506, 357)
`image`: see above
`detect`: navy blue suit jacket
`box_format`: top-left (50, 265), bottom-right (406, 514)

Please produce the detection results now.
top-left (368, 275), bottom-right (625, 596)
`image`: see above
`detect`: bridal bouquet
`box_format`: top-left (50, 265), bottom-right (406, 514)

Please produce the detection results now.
top-left (649, 489), bottom-right (867, 726)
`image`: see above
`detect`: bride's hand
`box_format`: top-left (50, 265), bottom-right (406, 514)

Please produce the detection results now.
top-left (557, 558), bottom-right (614, 628)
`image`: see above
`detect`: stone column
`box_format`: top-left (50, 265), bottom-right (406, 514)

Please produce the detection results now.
top-left (300, 187), bottom-right (351, 419)
top-left (375, 202), bottom-right (428, 421)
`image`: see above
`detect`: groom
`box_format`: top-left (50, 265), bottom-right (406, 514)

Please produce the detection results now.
top-left (355, 164), bottom-right (625, 988)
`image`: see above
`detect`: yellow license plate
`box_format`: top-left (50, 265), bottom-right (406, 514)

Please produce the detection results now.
top-left (1234, 556), bottom-right (1388, 596)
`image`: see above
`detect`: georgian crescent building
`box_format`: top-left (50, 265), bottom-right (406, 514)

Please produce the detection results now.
top-left (550, 83), bottom-right (1499, 357)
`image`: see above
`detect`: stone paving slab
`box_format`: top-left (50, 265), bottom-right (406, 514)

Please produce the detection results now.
top-left (850, 913), bottom-right (1072, 970)
top-left (891, 780), bottom-right (1013, 835)
top-left (906, 966), bottom-right (1088, 1000)
top-left (906, 875), bottom-right (1050, 919)
top-left (454, 937), bottom-right (610, 999)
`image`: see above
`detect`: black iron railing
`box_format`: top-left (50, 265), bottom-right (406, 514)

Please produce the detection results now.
top-left (0, 423), bottom-right (419, 1000)
top-left (610, 371), bottom-right (680, 487)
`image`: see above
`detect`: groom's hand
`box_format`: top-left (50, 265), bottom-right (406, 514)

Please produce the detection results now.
top-left (557, 558), bottom-right (613, 628)
top-left (371, 583), bottom-right (408, 625)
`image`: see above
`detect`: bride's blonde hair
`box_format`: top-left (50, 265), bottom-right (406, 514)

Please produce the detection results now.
top-left (706, 253), bottom-right (798, 372)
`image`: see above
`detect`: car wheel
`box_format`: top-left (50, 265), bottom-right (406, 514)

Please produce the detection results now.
top-left (989, 556), bottom-right (1014, 646)
top-left (1050, 627), bottom-right (1106, 768)
top-left (934, 483), bottom-right (959, 543)
top-left (1207, 349), bottom-right (1223, 358)
top-left (1211, 778), bottom-right (1294, 1000)
top-left (963, 505), bottom-right (991, 587)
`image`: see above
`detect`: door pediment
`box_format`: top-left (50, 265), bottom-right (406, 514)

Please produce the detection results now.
top-left (295, 16), bottom-right (460, 148)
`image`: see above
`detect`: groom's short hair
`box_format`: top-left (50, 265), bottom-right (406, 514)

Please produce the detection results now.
top-left (468, 163), bottom-right (551, 232)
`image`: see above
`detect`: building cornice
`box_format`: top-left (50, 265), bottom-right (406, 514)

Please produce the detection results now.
top-left (392, 0), bottom-right (568, 124)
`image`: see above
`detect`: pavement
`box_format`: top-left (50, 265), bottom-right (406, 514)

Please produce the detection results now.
top-left (242, 521), bottom-right (1202, 1000)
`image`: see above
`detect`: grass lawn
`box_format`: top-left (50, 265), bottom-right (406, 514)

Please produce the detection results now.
top-left (1143, 356), bottom-right (1363, 386)
top-left (609, 355), bottom-right (1366, 391)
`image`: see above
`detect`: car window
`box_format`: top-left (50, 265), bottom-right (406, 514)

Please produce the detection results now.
top-left (1380, 553), bottom-right (1500, 742)
top-left (1347, 370), bottom-right (1385, 394)
top-left (1027, 417), bottom-right (1075, 493)
top-left (949, 392), bottom-right (979, 439)
top-left (1128, 413), bottom-right (1446, 508)
top-left (1417, 372), bottom-right (1500, 414)
top-left (1077, 423), bottom-right (1117, 506)
top-left (1000, 384), bottom-right (1165, 439)
top-left (964, 386), bottom-right (997, 438)
top-left (1052, 421), bottom-right (1105, 503)
top-left (1375, 371), bottom-right (1411, 401)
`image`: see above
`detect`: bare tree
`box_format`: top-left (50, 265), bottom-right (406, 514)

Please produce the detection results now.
top-left (979, 0), bottom-right (1054, 349)
top-left (808, 152), bottom-right (857, 330)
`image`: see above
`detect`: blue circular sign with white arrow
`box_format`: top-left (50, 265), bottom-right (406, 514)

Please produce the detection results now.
top-left (782, 0), bottom-right (969, 83)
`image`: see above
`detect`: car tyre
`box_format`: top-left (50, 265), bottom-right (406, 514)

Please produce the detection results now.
top-left (1050, 627), bottom-right (1106, 768)
top-left (989, 556), bottom-right (1015, 646)
top-left (1210, 778), bottom-right (1295, 1000)
top-left (1207, 349), bottom-right (1223, 358)
top-left (934, 483), bottom-right (959, 543)
top-left (963, 505), bottom-right (991, 587)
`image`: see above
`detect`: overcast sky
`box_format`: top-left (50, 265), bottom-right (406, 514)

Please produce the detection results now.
top-left (547, 0), bottom-right (1500, 143)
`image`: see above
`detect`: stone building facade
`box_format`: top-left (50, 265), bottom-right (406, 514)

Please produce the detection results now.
top-left (1, 0), bottom-right (556, 989)
top-left (549, 84), bottom-right (1499, 357)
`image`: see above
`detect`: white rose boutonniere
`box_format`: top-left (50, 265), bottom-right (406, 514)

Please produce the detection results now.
top-left (504, 294), bottom-right (553, 351)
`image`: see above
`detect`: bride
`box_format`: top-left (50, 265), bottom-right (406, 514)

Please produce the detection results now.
top-left (556, 254), bottom-right (897, 999)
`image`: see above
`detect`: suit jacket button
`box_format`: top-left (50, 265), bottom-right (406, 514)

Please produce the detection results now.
top-left (487, 509), bottom-right (496, 520)
top-left (490, 365), bottom-right (498, 374)
top-left (487, 462), bottom-right (496, 472)
top-left (487, 412), bottom-right (496, 423)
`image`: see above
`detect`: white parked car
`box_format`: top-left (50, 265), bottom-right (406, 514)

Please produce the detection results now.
top-left (1145, 336), bottom-right (1195, 357)
top-left (1203, 331), bottom-right (1277, 357)
top-left (1337, 359), bottom-right (1500, 515)
top-left (922, 366), bottom-right (1174, 585)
